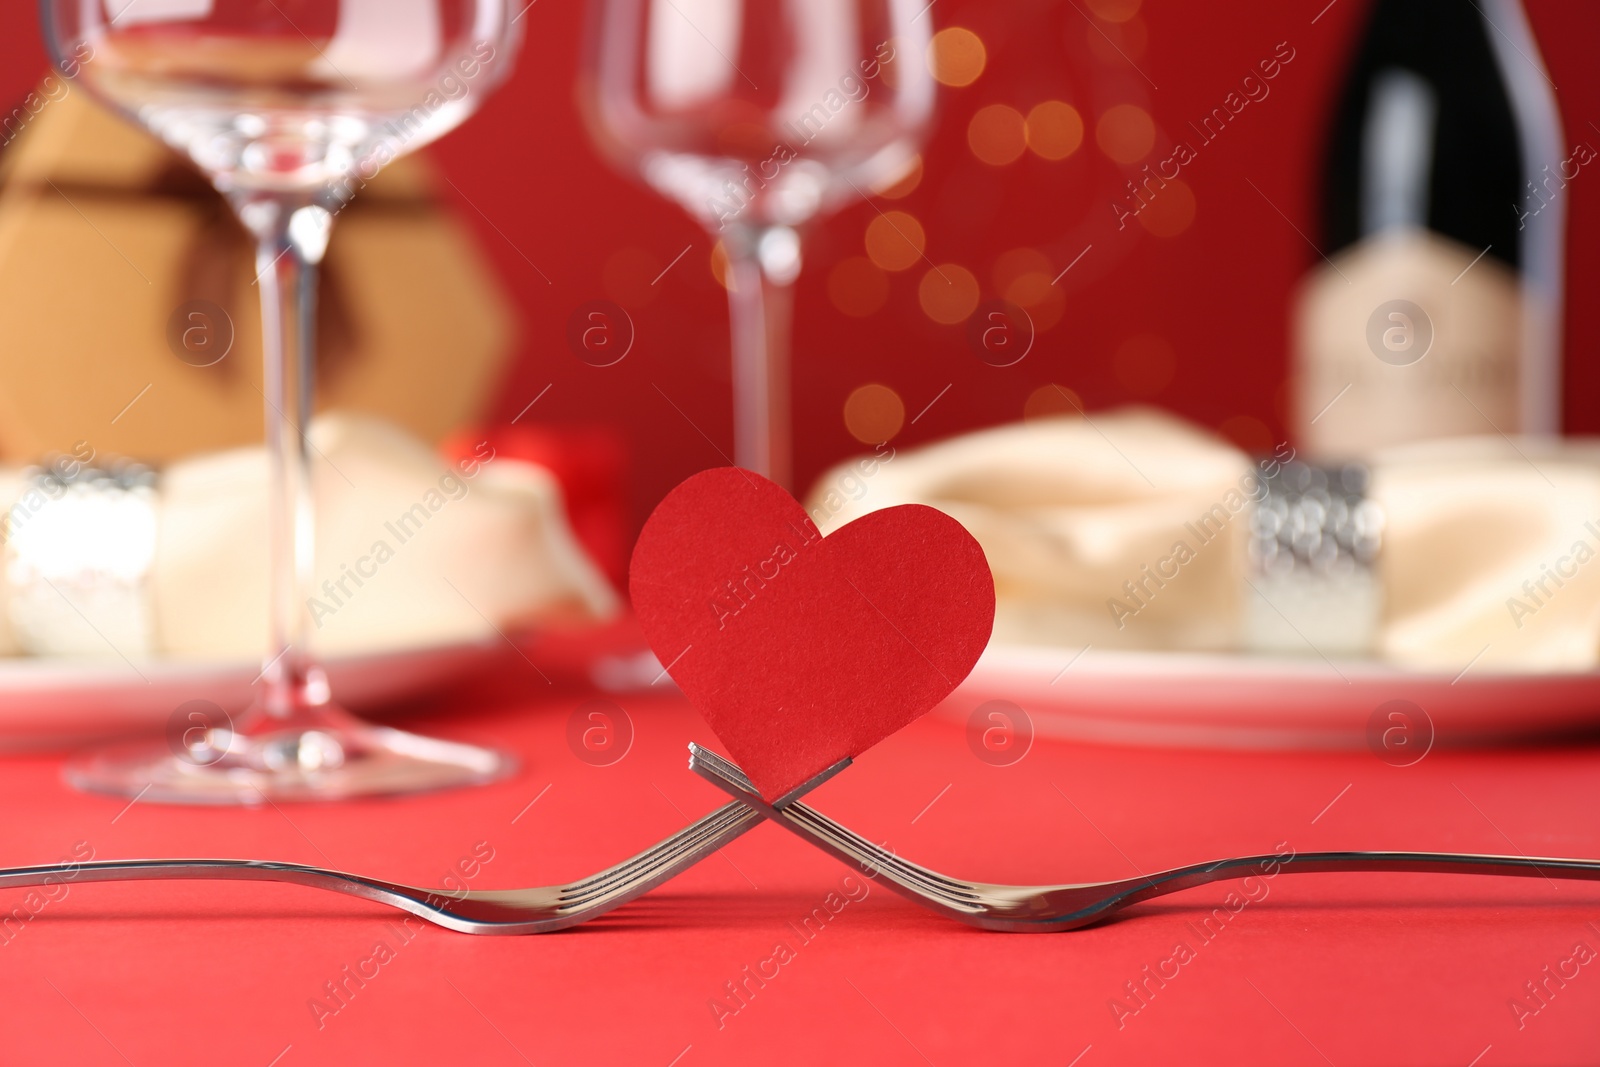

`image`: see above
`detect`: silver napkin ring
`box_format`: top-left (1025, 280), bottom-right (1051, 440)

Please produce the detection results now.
top-left (4, 457), bottom-right (159, 659)
top-left (1244, 461), bottom-right (1385, 657)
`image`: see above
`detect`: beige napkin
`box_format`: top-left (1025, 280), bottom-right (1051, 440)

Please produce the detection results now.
top-left (810, 411), bottom-right (1600, 672)
top-left (807, 409), bottom-right (1261, 652)
top-left (1, 413), bottom-right (616, 659)
top-left (1374, 436), bottom-right (1600, 672)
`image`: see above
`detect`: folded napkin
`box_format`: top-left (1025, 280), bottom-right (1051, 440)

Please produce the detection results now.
top-left (809, 412), bottom-right (1600, 672)
top-left (807, 409), bottom-right (1263, 652)
top-left (1, 413), bottom-right (617, 660)
top-left (1374, 437), bottom-right (1600, 672)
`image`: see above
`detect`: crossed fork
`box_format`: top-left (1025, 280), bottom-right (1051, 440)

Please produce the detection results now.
top-left (3, 743), bottom-right (1599, 933)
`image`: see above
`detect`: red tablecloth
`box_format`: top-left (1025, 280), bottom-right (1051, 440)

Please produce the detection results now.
top-left (2, 685), bottom-right (1598, 1066)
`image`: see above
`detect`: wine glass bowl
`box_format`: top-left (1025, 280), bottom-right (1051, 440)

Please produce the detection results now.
top-left (38, 0), bottom-right (524, 803)
top-left (580, 0), bottom-right (935, 484)
top-left (46, 1), bottom-right (517, 195)
top-left (584, 2), bottom-right (929, 230)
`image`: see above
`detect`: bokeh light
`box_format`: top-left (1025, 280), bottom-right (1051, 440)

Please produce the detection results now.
top-left (828, 257), bottom-right (890, 317)
top-left (968, 104), bottom-right (1028, 166)
top-left (992, 248), bottom-right (1053, 295)
top-left (918, 264), bottom-right (981, 324)
top-left (710, 240), bottom-right (733, 291)
top-left (1024, 383), bottom-right (1084, 421)
top-left (873, 154), bottom-right (924, 199)
top-left (1136, 177), bottom-right (1197, 237)
top-left (844, 383), bottom-right (906, 444)
top-left (1112, 334), bottom-right (1177, 396)
top-left (927, 27), bottom-right (986, 88)
top-left (1006, 276), bottom-right (1065, 332)
top-left (992, 248), bottom-right (1065, 332)
top-left (1025, 101), bottom-right (1085, 161)
top-left (1095, 104), bottom-right (1155, 163)
top-left (865, 211), bottom-right (927, 272)
top-left (1002, 272), bottom-right (1053, 305)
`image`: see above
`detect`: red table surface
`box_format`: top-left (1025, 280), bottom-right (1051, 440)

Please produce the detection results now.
top-left (1, 680), bottom-right (1598, 1066)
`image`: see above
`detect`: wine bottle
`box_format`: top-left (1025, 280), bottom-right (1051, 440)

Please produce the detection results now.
top-left (1293, 0), bottom-right (1564, 458)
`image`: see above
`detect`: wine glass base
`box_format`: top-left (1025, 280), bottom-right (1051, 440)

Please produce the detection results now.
top-left (65, 710), bottom-right (514, 805)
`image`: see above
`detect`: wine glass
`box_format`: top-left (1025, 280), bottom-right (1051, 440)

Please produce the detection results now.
top-left (580, 0), bottom-right (934, 487)
top-left (40, 0), bottom-right (523, 802)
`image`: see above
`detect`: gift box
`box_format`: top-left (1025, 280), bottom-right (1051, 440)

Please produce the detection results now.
top-left (0, 83), bottom-right (517, 464)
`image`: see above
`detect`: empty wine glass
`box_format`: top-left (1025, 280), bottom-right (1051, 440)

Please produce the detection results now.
top-left (40, 0), bottom-right (523, 802)
top-left (580, 0), bottom-right (935, 487)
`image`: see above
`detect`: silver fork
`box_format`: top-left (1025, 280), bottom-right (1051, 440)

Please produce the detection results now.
top-left (9, 745), bottom-right (1597, 934)
top-left (687, 744), bottom-right (1600, 931)
top-left (0, 758), bottom-right (849, 935)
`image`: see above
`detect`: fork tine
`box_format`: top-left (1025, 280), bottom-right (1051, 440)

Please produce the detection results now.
top-left (784, 805), bottom-right (981, 906)
top-left (686, 745), bottom-right (980, 903)
top-left (560, 754), bottom-right (852, 910)
top-left (686, 747), bottom-right (983, 910)
top-left (783, 799), bottom-right (985, 899)
top-left (559, 813), bottom-right (715, 896)
top-left (786, 808), bottom-right (986, 915)
top-left (560, 807), bottom-right (753, 914)
top-left (560, 803), bottom-right (753, 905)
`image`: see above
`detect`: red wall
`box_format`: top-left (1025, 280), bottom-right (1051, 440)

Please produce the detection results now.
top-left (2, 0), bottom-right (1595, 531)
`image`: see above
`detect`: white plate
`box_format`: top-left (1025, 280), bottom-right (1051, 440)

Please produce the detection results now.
top-left (0, 638), bottom-right (505, 751)
top-left (944, 643), bottom-right (1600, 750)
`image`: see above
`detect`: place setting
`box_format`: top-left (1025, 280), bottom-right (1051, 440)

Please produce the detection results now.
top-left (9, 465), bottom-right (1600, 937)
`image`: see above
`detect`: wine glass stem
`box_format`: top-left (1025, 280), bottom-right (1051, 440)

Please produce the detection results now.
top-left (232, 192), bottom-right (334, 719)
top-left (725, 226), bottom-right (797, 489)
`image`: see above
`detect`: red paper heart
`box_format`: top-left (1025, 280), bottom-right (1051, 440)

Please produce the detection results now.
top-left (630, 468), bottom-right (995, 800)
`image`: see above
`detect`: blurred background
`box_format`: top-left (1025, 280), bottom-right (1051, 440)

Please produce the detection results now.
top-left (5, 0), bottom-right (1593, 539)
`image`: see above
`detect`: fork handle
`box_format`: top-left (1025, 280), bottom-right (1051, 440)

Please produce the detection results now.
top-left (1083, 851), bottom-right (1600, 924)
top-left (0, 858), bottom-right (437, 912)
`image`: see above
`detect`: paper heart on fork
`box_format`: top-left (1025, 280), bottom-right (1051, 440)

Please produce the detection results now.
top-left (630, 467), bottom-right (995, 800)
